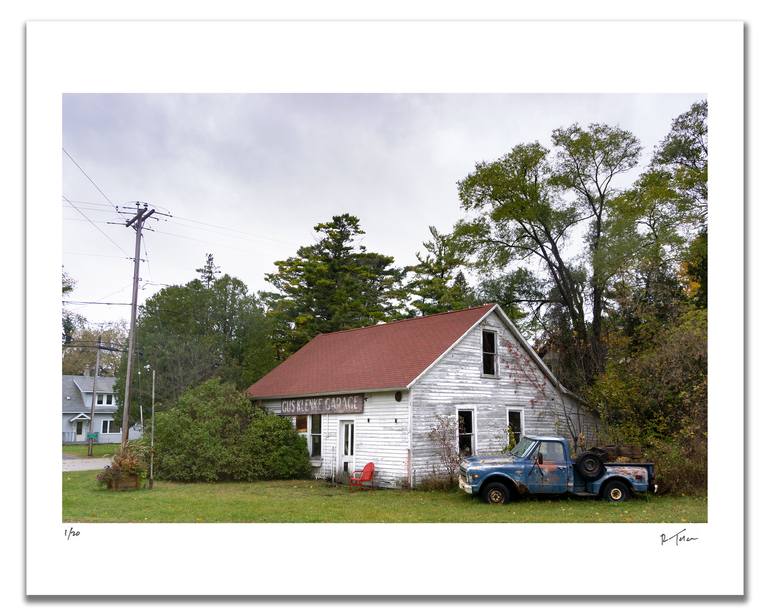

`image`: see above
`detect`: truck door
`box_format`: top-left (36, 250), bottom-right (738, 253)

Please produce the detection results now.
top-left (525, 441), bottom-right (570, 494)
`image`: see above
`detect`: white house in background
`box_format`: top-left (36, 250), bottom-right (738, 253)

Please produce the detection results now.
top-left (247, 304), bottom-right (601, 488)
top-left (62, 374), bottom-right (142, 443)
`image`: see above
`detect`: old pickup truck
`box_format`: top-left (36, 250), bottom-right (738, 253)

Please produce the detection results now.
top-left (459, 435), bottom-right (656, 504)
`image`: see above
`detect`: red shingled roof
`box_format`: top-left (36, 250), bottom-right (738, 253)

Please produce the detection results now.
top-left (247, 304), bottom-right (496, 399)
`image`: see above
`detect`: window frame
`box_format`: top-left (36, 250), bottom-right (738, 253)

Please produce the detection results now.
top-left (96, 393), bottom-right (104, 405)
top-left (310, 414), bottom-right (322, 459)
top-left (506, 407), bottom-right (525, 444)
top-left (101, 419), bottom-right (120, 434)
top-left (481, 329), bottom-right (498, 377)
top-left (455, 405), bottom-right (477, 457)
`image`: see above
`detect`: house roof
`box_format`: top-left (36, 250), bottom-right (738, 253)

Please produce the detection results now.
top-left (248, 304), bottom-right (500, 399)
top-left (71, 375), bottom-right (117, 394)
top-left (62, 375), bottom-right (117, 414)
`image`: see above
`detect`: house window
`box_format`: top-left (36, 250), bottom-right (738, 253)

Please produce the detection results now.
top-left (310, 415), bottom-right (322, 458)
top-left (482, 330), bottom-right (497, 376)
top-left (296, 415), bottom-right (308, 433)
top-left (96, 394), bottom-right (104, 405)
top-left (101, 420), bottom-right (120, 434)
top-left (457, 408), bottom-right (475, 457)
top-left (105, 394), bottom-right (113, 405)
top-left (507, 409), bottom-right (524, 444)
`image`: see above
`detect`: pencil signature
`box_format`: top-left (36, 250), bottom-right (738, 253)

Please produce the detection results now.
top-left (660, 528), bottom-right (698, 546)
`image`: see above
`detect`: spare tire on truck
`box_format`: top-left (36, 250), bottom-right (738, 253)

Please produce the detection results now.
top-left (575, 451), bottom-right (605, 480)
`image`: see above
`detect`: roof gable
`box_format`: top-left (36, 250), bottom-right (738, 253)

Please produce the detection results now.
top-left (247, 305), bottom-right (496, 399)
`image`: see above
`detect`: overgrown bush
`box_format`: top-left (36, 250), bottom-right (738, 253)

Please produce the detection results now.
top-left (96, 440), bottom-right (148, 488)
top-left (153, 378), bottom-right (311, 482)
top-left (588, 309), bottom-right (707, 495)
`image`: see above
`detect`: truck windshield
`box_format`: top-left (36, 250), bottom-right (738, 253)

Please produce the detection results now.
top-left (510, 437), bottom-right (534, 458)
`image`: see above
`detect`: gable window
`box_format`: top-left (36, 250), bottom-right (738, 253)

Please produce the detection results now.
top-left (105, 394), bottom-right (113, 405)
top-left (96, 394), bottom-right (104, 405)
top-left (101, 420), bottom-right (120, 434)
top-left (457, 408), bottom-right (475, 457)
top-left (482, 330), bottom-right (497, 376)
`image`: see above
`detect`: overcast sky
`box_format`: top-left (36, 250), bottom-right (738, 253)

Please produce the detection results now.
top-left (62, 93), bottom-right (702, 325)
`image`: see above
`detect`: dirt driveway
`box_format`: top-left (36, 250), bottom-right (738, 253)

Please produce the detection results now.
top-left (62, 456), bottom-right (112, 472)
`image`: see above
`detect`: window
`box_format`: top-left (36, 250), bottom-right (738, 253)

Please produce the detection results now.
top-left (101, 420), bottom-right (120, 434)
top-left (538, 441), bottom-right (566, 463)
top-left (295, 415), bottom-right (308, 433)
top-left (310, 415), bottom-right (322, 458)
top-left (105, 394), bottom-right (113, 405)
top-left (75, 421), bottom-right (83, 435)
top-left (457, 408), bottom-right (474, 456)
top-left (507, 409), bottom-right (523, 444)
top-left (96, 394), bottom-right (104, 405)
top-left (482, 330), bottom-right (497, 376)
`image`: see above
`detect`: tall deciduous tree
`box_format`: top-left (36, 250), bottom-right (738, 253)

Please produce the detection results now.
top-left (264, 214), bottom-right (407, 355)
top-left (115, 256), bottom-right (276, 423)
top-left (550, 123), bottom-right (642, 369)
top-left (62, 321), bottom-right (127, 376)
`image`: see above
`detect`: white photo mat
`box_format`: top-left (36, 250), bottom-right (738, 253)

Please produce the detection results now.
top-left (26, 20), bottom-right (743, 596)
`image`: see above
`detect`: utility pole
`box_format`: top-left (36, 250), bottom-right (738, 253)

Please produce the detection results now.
top-left (87, 335), bottom-right (102, 457)
top-left (121, 202), bottom-right (155, 449)
top-left (149, 367), bottom-right (155, 489)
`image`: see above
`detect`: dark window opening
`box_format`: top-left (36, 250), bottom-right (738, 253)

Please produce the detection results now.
top-left (296, 415), bottom-right (308, 433)
top-left (482, 330), bottom-right (497, 375)
top-left (508, 410), bottom-right (522, 444)
top-left (458, 409), bottom-right (474, 456)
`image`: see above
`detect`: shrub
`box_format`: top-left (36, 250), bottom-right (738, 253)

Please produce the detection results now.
top-left (153, 379), bottom-right (311, 482)
top-left (96, 440), bottom-right (148, 488)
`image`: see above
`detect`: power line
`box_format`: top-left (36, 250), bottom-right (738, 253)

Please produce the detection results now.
top-left (62, 195), bottom-right (130, 258)
top-left (63, 251), bottom-right (138, 261)
top-left (62, 148), bottom-right (118, 211)
top-left (63, 300), bottom-right (132, 306)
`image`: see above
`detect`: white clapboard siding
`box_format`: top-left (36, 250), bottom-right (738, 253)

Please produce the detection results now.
top-left (257, 392), bottom-right (410, 488)
top-left (410, 311), bottom-right (600, 483)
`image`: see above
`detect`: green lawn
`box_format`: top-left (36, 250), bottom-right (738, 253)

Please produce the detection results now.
top-left (63, 471), bottom-right (707, 523)
top-left (62, 444), bottom-right (120, 458)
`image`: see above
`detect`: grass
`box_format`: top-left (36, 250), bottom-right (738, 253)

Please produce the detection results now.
top-left (63, 471), bottom-right (707, 523)
top-left (62, 444), bottom-right (120, 458)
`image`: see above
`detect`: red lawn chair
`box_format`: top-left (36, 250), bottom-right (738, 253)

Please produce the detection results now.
top-left (349, 462), bottom-right (375, 491)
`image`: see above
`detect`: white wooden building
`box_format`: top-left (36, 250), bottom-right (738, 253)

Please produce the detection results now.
top-left (62, 375), bottom-right (142, 444)
top-left (247, 304), bottom-right (600, 488)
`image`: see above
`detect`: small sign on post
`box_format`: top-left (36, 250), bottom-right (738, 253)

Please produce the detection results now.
top-left (87, 433), bottom-right (98, 441)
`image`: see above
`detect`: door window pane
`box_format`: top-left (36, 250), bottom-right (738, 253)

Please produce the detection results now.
top-left (540, 441), bottom-right (566, 463)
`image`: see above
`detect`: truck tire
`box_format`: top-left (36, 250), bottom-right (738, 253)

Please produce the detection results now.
top-left (483, 482), bottom-right (510, 505)
top-left (575, 451), bottom-right (605, 480)
top-left (602, 479), bottom-right (630, 502)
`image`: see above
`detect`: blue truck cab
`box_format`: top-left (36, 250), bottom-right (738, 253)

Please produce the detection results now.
top-left (459, 435), bottom-right (656, 504)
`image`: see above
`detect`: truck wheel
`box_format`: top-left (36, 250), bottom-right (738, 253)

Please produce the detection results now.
top-left (483, 482), bottom-right (510, 505)
top-left (576, 452), bottom-right (605, 480)
top-left (602, 480), bottom-right (630, 502)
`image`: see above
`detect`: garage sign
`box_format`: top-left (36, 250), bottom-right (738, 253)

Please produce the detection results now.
top-left (279, 394), bottom-right (364, 415)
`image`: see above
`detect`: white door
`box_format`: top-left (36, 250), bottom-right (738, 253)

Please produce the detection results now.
top-left (338, 421), bottom-right (355, 479)
top-left (75, 420), bottom-right (86, 442)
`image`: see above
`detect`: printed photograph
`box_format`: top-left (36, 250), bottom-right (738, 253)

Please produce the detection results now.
top-left (61, 93), bottom-right (708, 523)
